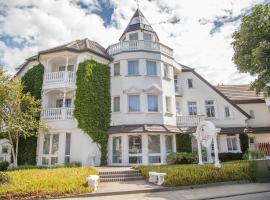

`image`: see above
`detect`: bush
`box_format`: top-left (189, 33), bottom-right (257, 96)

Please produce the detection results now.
top-left (176, 134), bottom-right (192, 153)
top-left (0, 172), bottom-right (9, 184)
top-left (65, 162), bottom-right (82, 167)
top-left (243, 149), bottom-right (265, 160)
top-left (0, 167), bottom-right (98, 198)
top-left (167, 152), bottom-right (197, 164)
top-left (219, 153), bottom-right (243, 162)
top-left (239, 134), bottom-right (249, 153)
top-left (137, 161), bottom-right (253, 187)
top-left (0, 161), bottom-right (9, 171)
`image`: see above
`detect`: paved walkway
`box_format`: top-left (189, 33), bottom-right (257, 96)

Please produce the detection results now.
top-left (55, 182), bottom-right (270, 200)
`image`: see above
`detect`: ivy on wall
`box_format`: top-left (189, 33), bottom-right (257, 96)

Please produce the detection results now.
top-left (239, 133), bottom-right (249, 153)
top-left (18, 64), bottom-right (44, 165)
top-left (74, 60), bottom-right (111, 166)
top-left (176, 134), bottom-right (192, 153)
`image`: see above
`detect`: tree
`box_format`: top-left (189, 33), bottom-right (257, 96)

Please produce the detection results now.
top-left (0, 68), bottom-right (46, 168)
top-left (232, 4), bottom-right (270, 94)
top-left (74, 60), bottom-right (111, 166)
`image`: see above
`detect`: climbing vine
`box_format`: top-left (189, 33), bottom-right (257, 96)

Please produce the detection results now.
top-left (74, 60), bottom-right (111, 166)
top-left (176, 134), bottom-right (192, 153)
top-left (239, 133), bottom-right (249, 153)
top-left (18, 64), bottom-right (44, 165)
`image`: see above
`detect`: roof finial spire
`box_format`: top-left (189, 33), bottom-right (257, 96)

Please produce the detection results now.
top-left (136, 0), bottom-right (140, 9)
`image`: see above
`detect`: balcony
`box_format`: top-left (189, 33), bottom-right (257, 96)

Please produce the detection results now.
top-left (176, 115), bottom-right (206, 127)
top-left (107, 40), bottom-right (173, 57)
top-left (43, 71), bottom-right (76, 89)
top-left (41, 108), bottom-right (74, 120)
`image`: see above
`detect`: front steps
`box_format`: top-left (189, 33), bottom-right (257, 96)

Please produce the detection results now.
top-left (99, 169), bottom-right (144, 182)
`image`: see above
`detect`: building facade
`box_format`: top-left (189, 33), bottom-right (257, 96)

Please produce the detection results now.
top-left (15, 9), bottom-right (270, 166)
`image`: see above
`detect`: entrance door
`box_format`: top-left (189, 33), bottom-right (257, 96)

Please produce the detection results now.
top-left (112, 136), bottom-right (122, 164)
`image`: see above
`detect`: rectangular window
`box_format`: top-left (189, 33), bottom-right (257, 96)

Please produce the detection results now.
top-left (42, 134), bottom-right (59, 166)
top-left (249, 110), bottom-right (255, 119)
top-left (165, 135), bottom-right (173, 154)
top-left (113, 96), bottom-right (120, 112)
top-left (43, 134), bottom-right (50, 155)
top-left (65, 133), bottom-right (71, 164)
top-left (227, 136), bottom-right (238, 152)
top-left (129, 33), bottom-right (138, 40)
top-left (225, 106), bottom-right (231, 118)
top-left (163, 64), bottom-right (169, 78)
top-left (56, 99), bottom-right (63, 108)
top-left (67, 65), bottom-right (74, 71)
top-left (205, 100), bottom-right (215, 118)
top-left (166, 96), bottom-right (171, 113)
top-left (58, 66), bottom-right (65, 71)
top-left (148, 95), bottom-right (158, 112)
top-left (148, 135), bottom-right (161, 164)
top-left (112, 136), bottom-right (122, 164)
top-left (187, 79), bottom-right (193, 88)
top-left (1, 145), bottom-right (9, 154)
top-left (51, 134), bottom-right (59, 155)
top-left (146, 61), bottom-right (157, 75)
top-left (65, 99), bottom-right (72, 108)
top-left (188, 101), bottom-right (197, 115)
top-left (128, 95), bottom-right (140, 112)
top-left (176, 102), bottom-right (181, 114)
top-left (128, 60), bottom-right (139, 75)
top-left (114, 63), bottom-right (120, 76)
top-left (143, 33), bottom-right (152, 41)
top-left (128, 135), bottom-right (142, 164)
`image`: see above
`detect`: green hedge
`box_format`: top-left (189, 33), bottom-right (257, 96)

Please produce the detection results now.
top-left (167, 152), bottom-right (197, 164)
top-left (0, 162), bottom-right (9, 171)
top-left (219, 153), bottom-right (243, 162)
top-left (176, 134), bottom-right (192, 153)
top-left (239, 134), bottom-right (249, 153)
top-left (137, 161), bottom-right (253, 186)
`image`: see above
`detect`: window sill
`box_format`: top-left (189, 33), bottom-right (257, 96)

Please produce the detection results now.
top-left (127, 112), bottom-right (144, 114)
top-left (112, 111), bottom-right (121, 114)
top-left (125, 75), bottom-right (142, 77)
top-left (147, 111), bottom-right (161, 114)
top-left (145, 75), bottom-right (160, 77)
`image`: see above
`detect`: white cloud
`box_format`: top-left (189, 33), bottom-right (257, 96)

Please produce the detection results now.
top-left (0, 0), bottom-right (265, 84)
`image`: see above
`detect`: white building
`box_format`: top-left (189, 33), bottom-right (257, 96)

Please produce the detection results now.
top-left (15, 9), bottom-right (270, 166)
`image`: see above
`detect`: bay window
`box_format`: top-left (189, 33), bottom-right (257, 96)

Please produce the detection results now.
top-left (128, 135), bottom-right (142, 164)
top-left (148, 135), bottom-right (161, 163)
top-left (128, 95), bottom-right (140, 112)
top-left (148, 95), bottom-right (158, 112)
top-left (114, 63), bottom-right (120, 76)
top-left (146, 61), bottom-right (157, 76)
top-left (128, 60), bottom-right (139, 76)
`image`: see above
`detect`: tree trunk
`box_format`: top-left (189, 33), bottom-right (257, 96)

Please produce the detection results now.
top-left (8, 132), bottom-right (16, 168)
top-left (14, 131), bottom-right (19, 168)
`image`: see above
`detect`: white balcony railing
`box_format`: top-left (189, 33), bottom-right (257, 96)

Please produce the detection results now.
top-left (176, 115), bottom-right (206, 127)
top-left (107, 40), bottom-right (173, 57)
top-left (41, 108), bottom-right (74, 120)
top-left (44, 71), bottom-right (75, 84)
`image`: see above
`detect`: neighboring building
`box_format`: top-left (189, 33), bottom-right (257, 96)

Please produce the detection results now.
top-left (216, 84), bottom-right (270, 157)
top-left (15, 9), bottom-right (270, 166)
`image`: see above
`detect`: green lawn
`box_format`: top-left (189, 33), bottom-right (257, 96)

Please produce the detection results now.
top-left (136, 161), bottom-right (253, 187)
top-left (0, 167), bottom-right (98, 199)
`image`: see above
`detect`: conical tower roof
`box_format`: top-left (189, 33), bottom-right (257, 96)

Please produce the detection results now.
top-left (119, 8), bottom-right (158, 40)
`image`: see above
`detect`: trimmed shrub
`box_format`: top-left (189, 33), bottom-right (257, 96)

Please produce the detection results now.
top-left (0, 161), bottom-right (9, 171)
top-left (219, 153), bottom-right (243, 162)
top-left (239, 134), bottom-right (249, 153)
top-left (176, 134), bottom-right (192, 153)
top-left (167, 152), bottom-right (197, 164)
top-left (137, 161), bottom-right (253, 187)
top-left (0, 172), bottom-right (9, 185)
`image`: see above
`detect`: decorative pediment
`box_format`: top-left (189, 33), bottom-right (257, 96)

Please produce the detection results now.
top-left (145, 84), bottom-right (162, 94)
top-left (123, 86), bottom-right (143, 94)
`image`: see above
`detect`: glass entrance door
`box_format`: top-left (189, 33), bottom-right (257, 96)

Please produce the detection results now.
top-left (112, 136), bottom-right (122, 164)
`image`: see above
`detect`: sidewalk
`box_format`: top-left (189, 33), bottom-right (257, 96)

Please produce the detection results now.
top-left (54, 182), bottom-right (270, 200)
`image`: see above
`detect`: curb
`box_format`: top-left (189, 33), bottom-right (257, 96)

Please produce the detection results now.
top-left (51, 180), bottom-right (263, 199)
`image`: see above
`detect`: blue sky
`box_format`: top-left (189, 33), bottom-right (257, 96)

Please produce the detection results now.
top-left (0, 0), bottom-right (269, 84)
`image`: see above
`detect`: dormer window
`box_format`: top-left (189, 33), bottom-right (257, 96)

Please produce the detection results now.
top-left (143, 33), bottom-right (152, 41)
top-left (129, 33), bottom-right (138, 40)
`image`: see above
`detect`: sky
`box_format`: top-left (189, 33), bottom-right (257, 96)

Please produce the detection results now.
top-left (0, 0), bottom-right (269, 85)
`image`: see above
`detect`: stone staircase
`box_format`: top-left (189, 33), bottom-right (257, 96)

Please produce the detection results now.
top-left (99, 169), bottom-right (144, 182)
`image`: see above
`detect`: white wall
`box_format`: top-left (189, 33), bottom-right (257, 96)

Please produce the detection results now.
top-left (177, 71), bottom-right (248, 127)
top-left (238, 103), bottom-right (270, 127)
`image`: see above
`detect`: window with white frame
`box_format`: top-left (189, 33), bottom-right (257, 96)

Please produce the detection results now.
top-left (165, 135), bottom-right (173, 154)
top-left (227, 136), bottom-right (238, 152)
top-left (128, 60), bottom-right (139, 76)
top-left (176, 102), bottom-right (181, 114)
top-left (163, 64), bottom-right (169, 78)
top-left (148, 95), bottom-right (158, 112)
top-left (224, 106), bottom-right (231, 118)
top-left (187, 79), bottom-right (193, 88)
top-left (128, 95), bottom-right (140, 112)
top-left (148, 135), bottom-right (161, 164)
top-left (113, 96), bottom-right (120, 112)
top-left (56, 99), bottom-right (72, 108)
top-left (114, 63), bottom-right (120, 76)
top-left (143, 33), bottom-right (152, 41)
top-left (249, 110), bottom-right (255, 119)
top-left (205, 100), bottom-right (216, 118)
top-left (129, 32), bottom-right (138, 40)
top-left (188, 101), bottom-right (197, 115)
top-left (165, 96), bottom-right (172, 113)
top-left (112, 136), bottom-right (122, 164)
top-left (128, 135), bottom-right (142, 164)
top-left (42, 134), bottom-right (59, 166)
top-left (146, 61), bottom-right (157, 76)
top-left (65, 133), bottom-right (71, 164)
